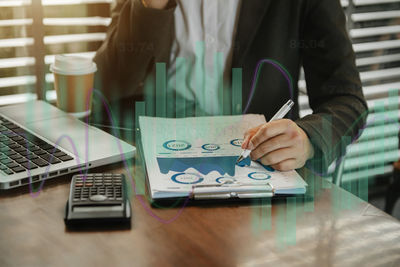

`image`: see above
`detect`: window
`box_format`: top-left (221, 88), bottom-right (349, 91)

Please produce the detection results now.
top-left (0, 0), bottom-right (112, 105)
top-left (299, 0), bottom-right (400, 184)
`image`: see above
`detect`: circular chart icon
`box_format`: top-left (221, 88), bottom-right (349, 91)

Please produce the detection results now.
top-left (216, 177), bottom-right (236, 184)
top-left (230, 138), bottom-right (243, 147)
top-left (171, 173), bottom-right (204, 184)
top-left (202, 144), bottom-right (220, 151)
top-left (248, 172), bottom-right (271, 180)
top-left (163, 140), bottom-right (191, 151)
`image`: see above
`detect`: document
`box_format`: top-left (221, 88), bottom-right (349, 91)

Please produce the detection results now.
top-left (139, 115), bottom-right (307, 200)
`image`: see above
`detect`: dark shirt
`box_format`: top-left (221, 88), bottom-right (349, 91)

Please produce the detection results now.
top-left (94, 0), bottom-right (368, 171)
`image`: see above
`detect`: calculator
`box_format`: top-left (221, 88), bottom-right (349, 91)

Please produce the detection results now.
top-left (64, 173), bottom-right (131, 228)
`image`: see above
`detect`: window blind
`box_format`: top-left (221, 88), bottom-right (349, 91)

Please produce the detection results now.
top-left (299, 0), bottom-right (400, 183)
top-left (0, 0), bottom-right (111, 104)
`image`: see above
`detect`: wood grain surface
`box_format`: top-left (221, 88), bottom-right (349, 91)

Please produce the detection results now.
top-left (1, 164), bottom-right (400, 267)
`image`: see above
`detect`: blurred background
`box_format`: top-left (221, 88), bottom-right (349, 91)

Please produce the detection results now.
top-left (0, 0), bottom-right (110, 102)
top-left (0, 0), bottom-right (399, 218)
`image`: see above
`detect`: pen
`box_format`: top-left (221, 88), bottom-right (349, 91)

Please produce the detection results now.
top-left (236, 99), bottom-right (294, 164)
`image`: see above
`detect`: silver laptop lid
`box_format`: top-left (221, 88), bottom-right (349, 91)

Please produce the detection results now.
top-left (0, 100), bottom-right (135, 163)
top-left (0, 101), bottom-right (135, 189)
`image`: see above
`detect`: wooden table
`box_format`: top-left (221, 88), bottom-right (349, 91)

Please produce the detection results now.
top-left (1, 164), bottom-right (400, 267)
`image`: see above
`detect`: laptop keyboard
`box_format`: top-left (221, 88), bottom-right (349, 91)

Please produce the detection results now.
top-left (0, 115), bottom-right (74, 176)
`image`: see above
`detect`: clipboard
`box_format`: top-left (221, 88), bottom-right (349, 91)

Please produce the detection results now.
top-left (136, 140), bottom-right (275, 204)
top-left (137, 115), bottom-right (307, 206)
top-left (138, 144), bottom-right (305, 207)
top-left (191, 181), bottom-right (274, 200)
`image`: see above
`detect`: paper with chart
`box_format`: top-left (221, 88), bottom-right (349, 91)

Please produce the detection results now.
top-left (139, 115), bottom-right (307, 199)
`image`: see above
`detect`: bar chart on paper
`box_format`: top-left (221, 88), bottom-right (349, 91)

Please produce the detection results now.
top-left (139, 115), bottom-right (307, 200)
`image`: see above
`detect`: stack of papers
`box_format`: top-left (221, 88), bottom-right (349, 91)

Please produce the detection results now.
top-left (139, 115), bottom-right (307, 200)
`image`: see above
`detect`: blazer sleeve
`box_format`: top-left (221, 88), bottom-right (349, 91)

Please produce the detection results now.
top-left (295, 0), bottom-right (368, 171)
top-left (93, 0), bottom-right (177, 101)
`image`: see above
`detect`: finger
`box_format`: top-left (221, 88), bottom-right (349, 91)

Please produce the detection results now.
top-left (241, 137), bottom-right (250, 149)
top-left (248, 120), bottom-right (291, 150)
top-left (242, 125), bottom-right (262, 149)
top-left (250, 133), bottom-right (294, 160)
top-left (259, 147), bottom-right (295, 166)
top-left (270, 159), bottom-right (298, 172)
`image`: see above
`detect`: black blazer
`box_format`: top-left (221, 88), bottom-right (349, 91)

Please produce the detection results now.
top-left (94, 0), bottom-right (368, 171)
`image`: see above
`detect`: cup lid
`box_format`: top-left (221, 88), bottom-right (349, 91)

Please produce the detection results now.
top-left (50, 55), bottom-right (97, 75)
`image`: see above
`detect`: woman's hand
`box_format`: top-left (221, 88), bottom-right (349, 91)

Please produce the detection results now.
top-left (141, 0), bottom-right (169, 9)
top-left (242, 119), bottom-right (314, 171)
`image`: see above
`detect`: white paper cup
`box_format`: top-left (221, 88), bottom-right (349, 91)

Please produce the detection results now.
top-left (50, 55), bottom-right (97, 118)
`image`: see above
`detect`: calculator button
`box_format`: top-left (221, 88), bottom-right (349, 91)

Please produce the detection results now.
top-left (75, 183), bottom-right (83, 187)
top-left (90, 194), bottom-right (108, 202)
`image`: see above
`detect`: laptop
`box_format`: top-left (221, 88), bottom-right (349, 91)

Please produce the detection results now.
top-left (0, 100), bottom-right (135, 190)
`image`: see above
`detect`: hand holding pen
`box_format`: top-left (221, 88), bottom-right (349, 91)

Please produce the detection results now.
top-left (237, 100), bottom-right (315, 171)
